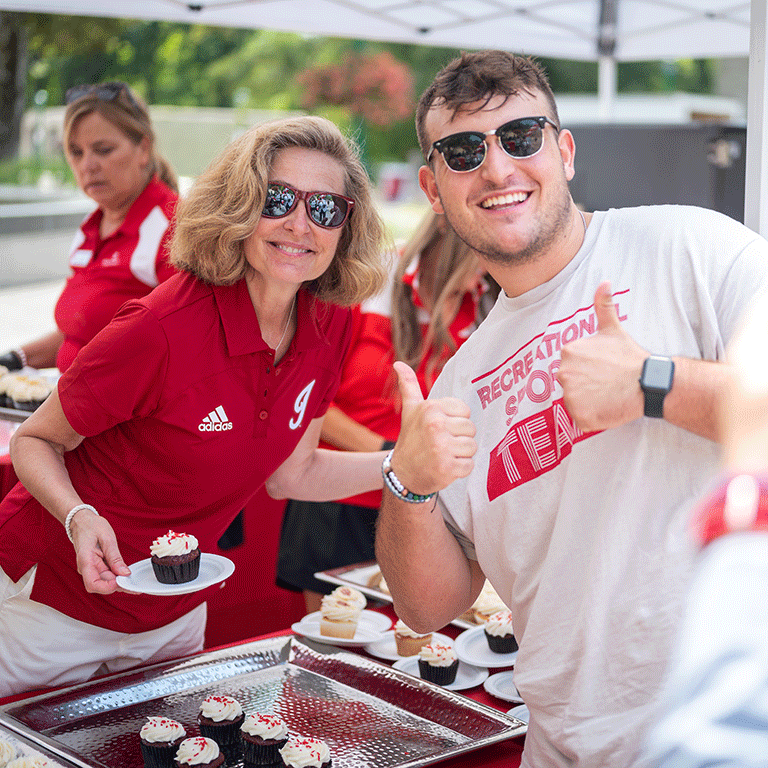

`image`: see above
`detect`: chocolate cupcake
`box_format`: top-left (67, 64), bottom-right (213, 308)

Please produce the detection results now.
top-left (150, 530), bottom-right (201, 584)
top-left (484, 609), bottom-right (518, 654)
top-left (139, 717), bottom-right (186, 768)
top-left (198, 695), bottom-right (244, 746)
top-left (417, 642), bottom-right (459, 686)
top-left (240, 713), bottom-right (289, 765)
top-left (279, 736), bottom-right (331, 768)
top-left (174, 737), bottom-right (224, 768)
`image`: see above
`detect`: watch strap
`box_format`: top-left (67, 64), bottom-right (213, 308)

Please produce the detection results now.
top-left (643, 388), bottom-right (666, 418)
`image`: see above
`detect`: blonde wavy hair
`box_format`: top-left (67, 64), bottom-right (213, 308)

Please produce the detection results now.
top-left (170, 116), bottom-right (389, 304)
top-left (63, 83), bottom-right (178, 192)
top-left (391, 210), bottom-right (499, 387)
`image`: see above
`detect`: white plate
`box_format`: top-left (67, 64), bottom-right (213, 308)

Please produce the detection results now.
top-left (392, 656), bottom-right (489, 691)
top-left (484, 670), bottom-right (524, 704)
top-left (364, 630), bottom-right (453, 661)
top-left (291, 611), bottom-right (389, 647)
top-left (115, 553), bottom-right (235, 596)
top-left (304, 609), bottom-right (392, 633)
top-left (507, 704), bottom-right (530, 724)
top-left (454, 624), bottom-right (518, 668)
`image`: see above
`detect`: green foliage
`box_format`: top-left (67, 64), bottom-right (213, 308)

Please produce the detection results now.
top-left (15, 15), bottom-right (718, 168)
top-left (0, 154), bottom-right (74, 186)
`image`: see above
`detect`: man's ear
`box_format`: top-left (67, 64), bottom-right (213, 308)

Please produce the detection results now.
top-left (557, 128), bottom-right (576, 182)
top-left (418, 164), bottom-right (445, 214)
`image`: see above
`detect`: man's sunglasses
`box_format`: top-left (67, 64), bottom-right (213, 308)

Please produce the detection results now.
top-left (427, 116), bottom-right (559, 173)
top-left (262, 183), bottom-right (355, 229)
top-left (64, 82), bottom-right (141, 112)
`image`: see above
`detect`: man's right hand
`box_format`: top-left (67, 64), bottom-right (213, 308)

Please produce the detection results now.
top-left (390, 361), bottom-right (477, 496)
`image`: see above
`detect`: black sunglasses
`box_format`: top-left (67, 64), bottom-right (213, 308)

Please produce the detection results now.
top-left (262, 183), bottom-right (355, 229)
top-left (64, 82), bottom-right (141, 112)
top-left (427, 116), bottom-right (559, 173)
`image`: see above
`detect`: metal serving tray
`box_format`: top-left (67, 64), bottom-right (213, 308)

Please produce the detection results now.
top-left (314, 563), bottom-right (474, 630)
top-left (0, 636), bottom-right (524, 768)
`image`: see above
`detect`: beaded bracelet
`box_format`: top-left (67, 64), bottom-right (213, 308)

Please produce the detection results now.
top-left (381, 449), bottom-right (437, 503)
top-left (64, 503), bottom-right (99, 543)
top-left (13, 348), bottom-right (27, 368)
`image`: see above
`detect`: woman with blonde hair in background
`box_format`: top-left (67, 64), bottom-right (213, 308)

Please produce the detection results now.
top-left (0, 81), bottom-right (178, 375)
top-left (277, 208), bottom-right (499, 612)
top-left (0, 115), bottom-right (390, 697)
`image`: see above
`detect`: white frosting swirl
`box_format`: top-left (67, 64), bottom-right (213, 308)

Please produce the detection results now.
top-left (150, 530), bottom-right (199, 558)
top-left (472, 581), bottom-right (508, 619)
top-left (320, 595), bottom-right (360, 621)
top-left (175, 737), bottom-right (220, 766)
top-left (419, 642), bottom-right (457, 667)
top-left (199, 694), bottom-right (243, 722)
top-left (278, 736), bottom-right (330, 767)
top-left (484, 610), bottom-right (515, 637)
top-left (394, 619), bottom-right (428, 638)
top-left (0, 739), bottom-right (15, 765)
top-left (241, 713), bottom-right (288, 740)
top-left (140, 716), bottom-right (186, 743)
top-left (329, 586), bottom-right (366, 609)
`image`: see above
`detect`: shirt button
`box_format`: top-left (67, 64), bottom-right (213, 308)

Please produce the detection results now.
top-left (266, 367), bottom-right (271, 374)
top-left (259, 410), bottom-right (268, 420)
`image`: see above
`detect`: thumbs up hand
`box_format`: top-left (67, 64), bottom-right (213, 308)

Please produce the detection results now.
top-left (390, 361), bottom-right (477, 497)
top-left (556, 282), bottom-right (647, 431)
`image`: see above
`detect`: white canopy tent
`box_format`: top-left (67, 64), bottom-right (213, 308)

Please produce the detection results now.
top-left (0, 0), bottom-right (766, 235)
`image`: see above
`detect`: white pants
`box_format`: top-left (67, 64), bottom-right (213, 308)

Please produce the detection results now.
top-left (0, 565), bottom-right (206, 699)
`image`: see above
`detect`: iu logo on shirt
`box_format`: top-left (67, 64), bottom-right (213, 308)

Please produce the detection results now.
top-left (198, 406), bottom-right (233, 432)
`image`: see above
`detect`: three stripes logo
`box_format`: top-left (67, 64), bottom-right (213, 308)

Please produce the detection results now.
top-left (198, 406), bottom-right (233, 432)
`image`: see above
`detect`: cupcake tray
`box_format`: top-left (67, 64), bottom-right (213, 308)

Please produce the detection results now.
top-left (0, 636), bottom-right (525, 768)
top-left (0, 404), bottom-right (31, 423)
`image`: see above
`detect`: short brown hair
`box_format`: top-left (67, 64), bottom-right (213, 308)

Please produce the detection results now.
top-left (63, 82), bottom-right (178, 192)
top-left (170, 115), bottom-right (389, 306)
top-left (416, 51), bottom-right (560, 161)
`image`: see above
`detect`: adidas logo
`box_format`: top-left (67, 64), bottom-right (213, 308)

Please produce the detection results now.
top-left (198, 406), bottom-right (233, 432)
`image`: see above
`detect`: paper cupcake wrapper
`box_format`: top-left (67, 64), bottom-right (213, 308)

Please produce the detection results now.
top-left (418, 658), bottom-right (458, 686)
top-left (151, 555), bottom-right (201, 584)
top-left (140, 739), bottom-right (181, 768)
top-left (241, 735), bottom-right (288, 765)
top-left (485, 632), bottom-right (519, 654)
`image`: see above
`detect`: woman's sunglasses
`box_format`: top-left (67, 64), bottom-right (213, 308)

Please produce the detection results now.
top-left (427, 116), bottom-right (559, 173)
top-left (64, 82), bottom-right (141, 112)
top-left (262, 183), bottom-right (355, 229)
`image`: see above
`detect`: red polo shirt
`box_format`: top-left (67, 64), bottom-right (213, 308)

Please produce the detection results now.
top-left (0, 271), bottom-right (351, 633)
top-left (54, 175), bottom-right (178, 372)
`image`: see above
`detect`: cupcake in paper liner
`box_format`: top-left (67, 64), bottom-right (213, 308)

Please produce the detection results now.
top-left (150, 530), bottom-right (201, 584)
top-left (417, 642), bottom-right (459, 685)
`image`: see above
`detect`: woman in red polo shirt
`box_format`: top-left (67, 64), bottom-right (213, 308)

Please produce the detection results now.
top-left (0, 115), bottom-right (390, 697)
top-left (0, 81), bottom-right (178, 375)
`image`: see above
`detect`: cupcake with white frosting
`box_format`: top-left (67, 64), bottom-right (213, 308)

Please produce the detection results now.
top-left (328, 585), bottom-right (366, 611)
top-left (484, 609), bottom-right (518, 654)
top-left (319, 594), bottom-right (361, 639)
top-left (198, 694), bottom-right (244, 746)
top-left (174, 737), bottom-right (224, 768)
top-left (278, 735), bottom-right (331, 768)
top-left (150, 530), bottom-right (201, 584)
top-left (139, 716), bottom-right (186, 768)
top-left (393, 619), bottom-right (432, 657)
top-left (418, 642), bottom-right (459, 685)
top-left (240, 712), bottom-right (289, 765)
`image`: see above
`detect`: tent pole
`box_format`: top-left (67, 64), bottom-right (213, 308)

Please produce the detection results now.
top-left (598, 55), bottom-right (617, 121)
top-left (745, 0), bottom-right (768, 237)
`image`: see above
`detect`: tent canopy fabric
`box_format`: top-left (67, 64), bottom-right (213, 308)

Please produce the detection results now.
top-left (0, 0), bottom-right (765, 236)
top-left (0, 0), bottom-right (752, 61)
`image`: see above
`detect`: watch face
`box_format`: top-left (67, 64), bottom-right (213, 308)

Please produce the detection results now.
top-left (643, 357), bottom-right (674, 390)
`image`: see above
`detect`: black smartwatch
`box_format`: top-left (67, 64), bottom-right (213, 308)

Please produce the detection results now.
top-left (639, 356), bottom-right (675, 418)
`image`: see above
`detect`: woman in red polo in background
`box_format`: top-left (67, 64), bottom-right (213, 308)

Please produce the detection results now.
top-left (0, 81), bottom-right (177, 375)
top-left (0, 115), bottom-right (389, 698)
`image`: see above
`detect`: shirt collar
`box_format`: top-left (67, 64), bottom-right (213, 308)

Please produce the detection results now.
top-left (212, 280), bottom-right (334, 358)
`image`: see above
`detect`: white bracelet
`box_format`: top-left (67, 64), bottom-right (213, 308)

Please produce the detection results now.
top-left (64, 503), bottom-right (99, 543)
top-left (13, 348), bottom-right (27, 368)
top-left (381, 449), bottom-right (437, 503)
